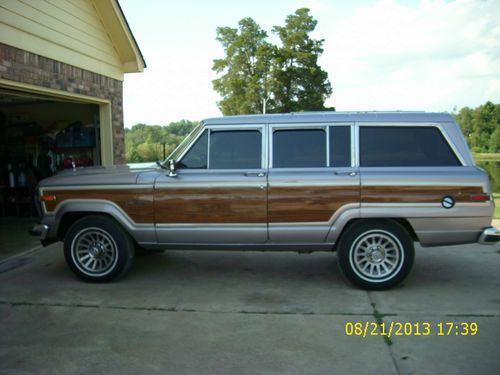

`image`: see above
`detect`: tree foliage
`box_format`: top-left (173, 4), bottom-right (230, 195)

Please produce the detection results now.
top-left (125, 120), bottom-right (197, 163)
top-left (213, 8), bottom-right (332, 115)
top-left (213, 18), bottom-right (274, 115)
top-left (454, 101), bottom-right (500, 153)
top-left (272, 8), bottom-right (332, 112)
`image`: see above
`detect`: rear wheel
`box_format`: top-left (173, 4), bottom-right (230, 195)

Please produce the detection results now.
top-left (337, 220), bottom-right (414, 290)
top-left (64, 215), bottom-right (135, 282)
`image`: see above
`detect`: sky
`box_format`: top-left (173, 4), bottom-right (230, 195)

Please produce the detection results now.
top-left (119, 0), bottom-right (500, 127)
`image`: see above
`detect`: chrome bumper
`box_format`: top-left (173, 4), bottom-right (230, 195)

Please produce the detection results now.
top-left (30, 224), bottom-right (49, 240)
top-left (478, 226), bottom-right (500, 245)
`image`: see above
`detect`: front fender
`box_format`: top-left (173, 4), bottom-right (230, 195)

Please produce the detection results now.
top-left (48, 199), bottom-right (155, 244)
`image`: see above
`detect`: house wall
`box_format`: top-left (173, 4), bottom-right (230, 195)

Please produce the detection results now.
top-left (0, 43), bottom-right (125, 164)
top-left (0, 0), bottom-right (124, 80)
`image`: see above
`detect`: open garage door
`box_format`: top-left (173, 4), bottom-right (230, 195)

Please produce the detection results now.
top-left (0, 85), bottom-right (111, 217)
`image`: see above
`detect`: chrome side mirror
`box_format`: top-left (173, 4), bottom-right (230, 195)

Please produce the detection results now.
top-left (168, 159), bottom-right (177, 177)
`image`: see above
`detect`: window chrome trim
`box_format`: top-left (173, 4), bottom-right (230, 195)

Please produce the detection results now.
top-left (353, 124), bottom-right (359, 167)
top-left (207, 129), bottom-right (211, 169)
top-left (326, 126), bottom-right (330, 167)
top-left (267, 123), bottom-right (272, 169)
top-left (166, 123), bottom-right (205, 163)
top-left (263, 123), bottom-right (269, 170)
top-left (355, 122), bottom-right (465, 167)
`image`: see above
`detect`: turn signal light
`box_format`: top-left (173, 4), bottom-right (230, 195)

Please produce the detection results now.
top-left (469, 194), bottom-right (491, 202)
top-left (41, 195), bottom-right (57, 202)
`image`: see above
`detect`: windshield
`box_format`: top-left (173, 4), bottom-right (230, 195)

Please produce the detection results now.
top-left (162, 122), bottom-right (205, 164)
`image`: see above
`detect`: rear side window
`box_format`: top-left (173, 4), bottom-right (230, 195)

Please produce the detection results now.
top-left (329, 126), bottom-right (351, 167)
top-left (273, 129), bottom-right (326, 168)
top-left (360, 126), bottom-right (461, 167)
top-left (209, 130), bottom-right (261, 169)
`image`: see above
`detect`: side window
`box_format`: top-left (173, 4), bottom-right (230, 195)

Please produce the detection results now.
top-left (329, 126), bottom-right (351, 167)
top-left (178, 130), bottom-right (208, 169)
top-left (273, 129), bottom-right (326, 168)
top-left (209, 130), bottom-right (261, 169)
top-left (360, 126), bottom-right (461, 167)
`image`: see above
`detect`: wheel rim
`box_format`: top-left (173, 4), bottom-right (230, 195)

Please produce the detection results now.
top-left (349, 229), bottom-right (404, 283)
top-left (71, 227), bottom-right (118, 277)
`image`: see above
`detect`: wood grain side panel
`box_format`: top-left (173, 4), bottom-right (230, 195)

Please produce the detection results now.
top-left (268, 186), bottom-right (360, 223)
top-left (361, 186), bottom-right (484, 203)
top-left (43, 188), bottom-right (154, 223)
top-left (155, 187), bottom-right (267, 223)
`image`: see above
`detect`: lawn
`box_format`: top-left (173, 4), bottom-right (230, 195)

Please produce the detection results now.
top-left (473, 153), bottom-right (500, 161)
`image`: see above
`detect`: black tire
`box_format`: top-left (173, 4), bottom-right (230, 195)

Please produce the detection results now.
top-left (337, 220), bottom-right (414, 290)
top-left (64, 215), bottom-right (135, 282)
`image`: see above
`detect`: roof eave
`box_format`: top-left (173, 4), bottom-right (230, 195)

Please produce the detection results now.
top-left (92, 0), bottom-right (146, 74)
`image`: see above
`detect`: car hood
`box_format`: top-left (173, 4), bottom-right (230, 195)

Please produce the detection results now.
top-left (38, 163), bottom-right (162, 187)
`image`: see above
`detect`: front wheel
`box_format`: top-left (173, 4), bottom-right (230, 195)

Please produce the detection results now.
top-left (64, 215), bottom-right (135, 282)
top-left (337, 220), bottom-right (414, 290)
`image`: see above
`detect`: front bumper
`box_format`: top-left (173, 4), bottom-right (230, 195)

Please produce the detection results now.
top-left (478, 226), bottom-right (500, 245)
top-left (30, 224), bottom-right (49, 240)
top-left (30, 223), bottom-right (57, 246)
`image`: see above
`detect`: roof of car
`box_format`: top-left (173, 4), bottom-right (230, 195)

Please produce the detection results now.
top-left (202, 111), bottom-right (455, 125)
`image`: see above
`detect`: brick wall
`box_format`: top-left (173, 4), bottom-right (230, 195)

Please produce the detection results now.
top-left (0, 43), bottom-right (125, 164)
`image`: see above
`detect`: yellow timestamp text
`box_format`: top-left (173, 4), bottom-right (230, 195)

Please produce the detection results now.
top-left (345, 321), bottom-right (478, 338)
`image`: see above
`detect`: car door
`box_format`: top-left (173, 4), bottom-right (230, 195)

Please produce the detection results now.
top-left (267, 123), bottom-right (360, 243)
top-left (154, 125), bottom-right (268, 244)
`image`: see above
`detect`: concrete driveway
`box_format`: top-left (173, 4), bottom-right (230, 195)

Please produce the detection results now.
top-left (0, 241), bottom-right (499, 374)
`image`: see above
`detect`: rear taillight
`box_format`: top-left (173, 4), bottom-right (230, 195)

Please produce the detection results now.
top-left (469, 194), bottom-right (491, 202)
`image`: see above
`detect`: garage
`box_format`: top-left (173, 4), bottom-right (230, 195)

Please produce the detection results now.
top-left (0, 0), bottom-right (145, 218)
top-left (0, 87), bottom-right (102, 216)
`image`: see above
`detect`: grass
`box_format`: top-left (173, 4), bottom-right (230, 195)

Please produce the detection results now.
top-left (473, 153), bottom-right (500, 161)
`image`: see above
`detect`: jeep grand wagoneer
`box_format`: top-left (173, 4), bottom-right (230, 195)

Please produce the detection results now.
top-left (31, 112), bottom-right (500, 289)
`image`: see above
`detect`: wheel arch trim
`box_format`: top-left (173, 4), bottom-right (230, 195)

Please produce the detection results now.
top-left (52, 199), bottom-right (155, 243)
top-left (326, 207), bottom-right (420, 243)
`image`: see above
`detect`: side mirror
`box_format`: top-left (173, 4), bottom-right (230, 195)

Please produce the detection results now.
top-left (168, 159), bottom-right (177, 177)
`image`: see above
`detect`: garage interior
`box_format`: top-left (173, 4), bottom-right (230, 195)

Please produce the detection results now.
top-left (0, 87), bottom-right (101, 217)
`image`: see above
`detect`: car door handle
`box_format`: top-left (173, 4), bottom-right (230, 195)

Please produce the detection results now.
top-left (334, 171), bottom-right (358, 176)
top-left (244, 172), bottom-right (266, 177)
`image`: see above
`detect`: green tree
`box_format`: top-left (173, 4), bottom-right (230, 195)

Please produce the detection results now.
top-left (455, 107), bottom-right (473, 138)
top-left (271, 8), bottom-right (332, 112)
top-left (489, 127), bottom-right (500, 153)
top-left (167, 119), bottom-right (199, 137)
top-left (212, 18), bottom-right (274, 115)
top-left (454, 101), bottom-right (500, 153)
top-left (125, 120), bottom-right (197, 163)
top-left (212, 8), bottom-right (332, 115)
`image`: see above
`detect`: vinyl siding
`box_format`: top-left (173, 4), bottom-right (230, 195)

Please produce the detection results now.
top-left (0, 0), bottom-right (124, 80)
